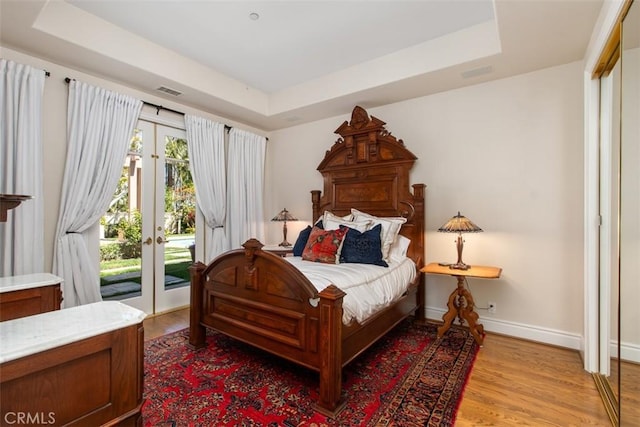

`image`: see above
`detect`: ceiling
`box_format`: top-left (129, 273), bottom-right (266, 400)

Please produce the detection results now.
top-left (0, 0), bottom-right (603, 131)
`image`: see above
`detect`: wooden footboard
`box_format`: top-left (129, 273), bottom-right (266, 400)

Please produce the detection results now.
top-left (189, 239), bottom-right (347, 414)
top-left (188, 239), bottom-right (422, 416)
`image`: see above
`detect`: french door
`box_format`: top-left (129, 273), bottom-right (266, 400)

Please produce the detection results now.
top-left (100, 120), bottom-right (198, 315)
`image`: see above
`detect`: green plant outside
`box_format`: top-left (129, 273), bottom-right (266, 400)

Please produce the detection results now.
top-left (118, 211), bottom-right (143, 259)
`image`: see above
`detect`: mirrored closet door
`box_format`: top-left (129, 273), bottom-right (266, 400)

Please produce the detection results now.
top-left (595, 0), bottom-right (640, 425)
top-left (618, 0), bottom-right (640, 424)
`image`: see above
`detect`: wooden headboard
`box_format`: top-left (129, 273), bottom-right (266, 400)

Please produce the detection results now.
top-left (311, 106), bottom-right (425, 266)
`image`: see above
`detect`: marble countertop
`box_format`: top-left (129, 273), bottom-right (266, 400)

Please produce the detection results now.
top-left (0, 273), bottom-right (63, 293)
top-left (0, 301), bottom-right (146, 364)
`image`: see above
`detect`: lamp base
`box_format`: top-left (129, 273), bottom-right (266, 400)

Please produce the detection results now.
top-left (278, 241), bottom-right (292, 247)
top-left (449, 262), bottom-right (471, 270)
top-left (449, 234), bottom-right (471, 270)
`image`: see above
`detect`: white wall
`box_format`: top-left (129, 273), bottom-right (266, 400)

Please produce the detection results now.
top-left (267, 61), bottom-right (585, 349)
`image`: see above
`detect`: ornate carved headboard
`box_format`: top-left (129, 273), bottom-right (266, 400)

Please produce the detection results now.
top-left (311, 106), bottom-right (425, 266)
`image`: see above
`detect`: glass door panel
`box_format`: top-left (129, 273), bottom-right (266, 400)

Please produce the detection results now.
top-left (99, 126), bottom-right (150, 313)
top-left (100, 121), bottom-right (195, 315)
top-left (154, 125), bottom-right (193, 313)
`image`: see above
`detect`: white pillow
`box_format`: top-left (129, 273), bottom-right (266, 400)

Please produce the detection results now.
top-left (351, 208), bottom-right (407, 261)
top-left (320, 211), bottom-right (371, 232)
top-left (312, 211), bottom-right (346, 227)
top-left (321, 211), bottom-right (352, 226)
top-left (389, 234), bottom-right (411, 262)
top-left (323, 217), bottom-right (371, 232)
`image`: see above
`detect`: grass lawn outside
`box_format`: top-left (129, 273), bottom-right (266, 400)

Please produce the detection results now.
top-left (100, 246), bottom-right (192, 286)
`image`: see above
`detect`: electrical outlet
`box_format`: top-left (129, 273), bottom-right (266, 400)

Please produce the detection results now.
top-left (488, 301), bottom-right (497, 314)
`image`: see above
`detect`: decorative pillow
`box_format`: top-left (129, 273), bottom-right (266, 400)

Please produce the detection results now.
top-left (302, 226), bottom-right (348, 264)
top-left (351, 208), bottom-right (407, 261)
top-left (389, 234), bottom-right (411, 262)
top-left (292, 225), bottom-right (313, 256)
top-left (339, 224), bottom-right (388, 267)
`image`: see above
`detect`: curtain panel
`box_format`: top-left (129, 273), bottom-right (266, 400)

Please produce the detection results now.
top-left (226, 128), bottom-right (266, 249)
top-left (0, 59), bottom-right (46, 276)
top-left (185, 115), bottom-right (227, 262)
top-left (53, 80), bottom-right (142, 307)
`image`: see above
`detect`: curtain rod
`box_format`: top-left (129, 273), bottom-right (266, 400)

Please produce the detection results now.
top-left (63, 77), bottom-right (268, 140)
top-left (142, 100), bottom-right (231, 133)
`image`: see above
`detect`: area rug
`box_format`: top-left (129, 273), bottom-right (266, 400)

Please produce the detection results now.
top-left (142, 319), bottom-right (479, 426)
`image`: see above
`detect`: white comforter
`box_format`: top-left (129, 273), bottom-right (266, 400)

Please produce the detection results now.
top-left (284, 256), bottom-right (417, 325)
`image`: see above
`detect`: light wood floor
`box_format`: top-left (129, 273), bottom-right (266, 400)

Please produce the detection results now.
top-left (143, 308), bottom-right (615, 426)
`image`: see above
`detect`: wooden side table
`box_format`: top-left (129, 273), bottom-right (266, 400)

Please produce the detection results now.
top-left (261, 245), bottom-right (294, 257)
top-left (422, 262), bottom-right (501, 345)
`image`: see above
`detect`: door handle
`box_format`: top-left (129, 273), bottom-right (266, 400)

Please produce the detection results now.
top-left (143, 237), bottom-right (153, 245)
top-left (157, 236), bottom-right (166, 244)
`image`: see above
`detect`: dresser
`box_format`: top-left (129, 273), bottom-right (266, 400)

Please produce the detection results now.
top-left (0, 301), bottom-right (146, 426)
top-left (0, 273), bottom-right (63, 321)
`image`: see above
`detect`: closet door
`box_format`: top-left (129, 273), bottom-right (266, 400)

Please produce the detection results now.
top-left (598, 58), bottom-right (620, 407)
top-left (619, 1), bottom-right (640, 423)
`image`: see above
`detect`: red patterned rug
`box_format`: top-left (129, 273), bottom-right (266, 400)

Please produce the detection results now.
top-left (142, 319), bottom-right (479, 426)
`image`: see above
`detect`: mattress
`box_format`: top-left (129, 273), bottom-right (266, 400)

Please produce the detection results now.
top-left (284, 256), bottom-right (417, 324)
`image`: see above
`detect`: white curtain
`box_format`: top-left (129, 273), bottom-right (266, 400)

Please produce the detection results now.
top-left (226, 128), bottom-right (266, 249)
top-left (0, 60), bottom-right (46, 276)
top-left (53, 80), bottom-right (142, 307)
top-left (185, 115), bottom-right (227, 262)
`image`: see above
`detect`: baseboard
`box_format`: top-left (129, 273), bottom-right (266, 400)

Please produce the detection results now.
top-left (424, 307), bottom-right (582, 350)
top-left (609, 340), bottom-right (640, 364)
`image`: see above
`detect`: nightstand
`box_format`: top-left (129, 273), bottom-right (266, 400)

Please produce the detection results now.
top-left (261, 245), bottom-right (293, 257)
top-left (422, 262), bottom-right (502, 345)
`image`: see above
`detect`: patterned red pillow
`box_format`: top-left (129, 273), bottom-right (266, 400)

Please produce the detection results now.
top-left (301, 226), bottom-right (348, 264)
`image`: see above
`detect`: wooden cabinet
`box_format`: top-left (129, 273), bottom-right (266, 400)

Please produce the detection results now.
top-left (0, 301), bottom-right (146, 426)
top-left (0, 273), bottom-right (63, 321)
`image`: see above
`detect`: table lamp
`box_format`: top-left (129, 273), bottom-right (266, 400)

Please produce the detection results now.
top-left (437, 211), bottom-right (483, 270)
top-left (271, 208), bottom-right (297, 247)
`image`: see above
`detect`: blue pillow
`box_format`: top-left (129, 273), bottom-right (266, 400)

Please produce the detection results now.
top-left (292, 225), bottom-right (312, 256)
top-left (339, 224), bottom-right (388, 267)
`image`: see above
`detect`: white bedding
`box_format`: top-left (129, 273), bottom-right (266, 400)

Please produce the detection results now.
top-left (284, 256), bottom-right (417, 325)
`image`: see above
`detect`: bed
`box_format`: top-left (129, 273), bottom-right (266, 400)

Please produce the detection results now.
top-left (188, 105), bottom-right (426, 416)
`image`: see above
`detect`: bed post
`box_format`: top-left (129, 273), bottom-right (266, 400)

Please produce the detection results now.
top-left (314, 284), bottom-right (347, 417)
top-left (188, 261), bottom-right (207, 349)
top-left (311, 190), bottom-right (321, 223)
top-left (412, 183), bottom-right (426, 322)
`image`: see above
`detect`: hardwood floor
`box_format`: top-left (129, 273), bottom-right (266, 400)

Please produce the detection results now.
top-left (143, 307), bottom-right (190, 341)
top-left (456, 333), bottom-right (611, 426)
top-left (143, 308), bottom-right (614, 426)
